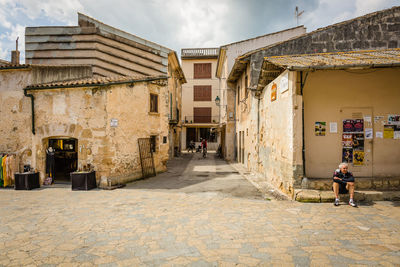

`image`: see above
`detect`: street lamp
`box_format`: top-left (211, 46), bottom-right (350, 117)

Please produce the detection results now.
top-left (215, 96), bottom-right (221, 106)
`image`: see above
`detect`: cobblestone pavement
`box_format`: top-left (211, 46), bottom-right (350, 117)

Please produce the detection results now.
top-left (0, 153), bottom-right (399, 266)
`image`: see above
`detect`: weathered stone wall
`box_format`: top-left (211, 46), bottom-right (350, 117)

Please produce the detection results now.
top-left (0, 66), bottom-right (92, 171)
top-left (250, 6), bottom-right (400, 88)
top-left (30, 81), bottom-right (169, 184)
top-left (0, 69), bottom-right (33, 170)
top-left (235, 69), bottom-right (301, 197)
top-left (257, 70), bottom-right (300, 197)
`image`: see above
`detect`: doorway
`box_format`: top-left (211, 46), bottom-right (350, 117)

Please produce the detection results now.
top-left (47, 138), bottom-right (78, 182)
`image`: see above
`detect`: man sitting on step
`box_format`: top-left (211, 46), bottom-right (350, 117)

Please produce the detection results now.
top-left (332, 162), bottom-right (357, 207)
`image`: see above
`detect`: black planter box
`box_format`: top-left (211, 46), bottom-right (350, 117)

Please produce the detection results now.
top-left (14, 172), bottom-right (40, 190)
top-left (71, 171), bottom-right (97, 190)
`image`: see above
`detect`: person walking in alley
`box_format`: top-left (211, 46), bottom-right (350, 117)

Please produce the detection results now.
top-left (201, 138), bottom-right (207, 158)
top-left (332, 162), bottom-right (357, 207)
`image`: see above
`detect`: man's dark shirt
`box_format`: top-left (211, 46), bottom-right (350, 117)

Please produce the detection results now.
top-left (333, 169), bottom-right (354, 183)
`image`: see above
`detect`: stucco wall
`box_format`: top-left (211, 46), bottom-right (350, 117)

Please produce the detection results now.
top-left (304, 68), bottom-right (400, 179)
top-left (235, 70), bottom-right (301, 197)
top-left (181, 58), bottom-right (219, 118)
top-left (30, 81), bottom-right (169, 184)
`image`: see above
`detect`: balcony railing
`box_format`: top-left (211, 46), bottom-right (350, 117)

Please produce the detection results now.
top-left (184, 116), bottom-right (219, 124)
top-left (181, 48), bottom-right (219, 59)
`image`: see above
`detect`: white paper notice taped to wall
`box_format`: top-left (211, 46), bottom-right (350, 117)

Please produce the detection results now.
top-left (329, 122), bottom-right (337, 133)
top-left (365, 128), bottom-right (373, 139)
top-left (279, 73), bottom-right (289, 93)
top-left (376, 131), bottom-right (383, 138)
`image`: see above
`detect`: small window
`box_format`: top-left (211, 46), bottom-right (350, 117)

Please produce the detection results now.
top-left (150, 94), bottom-right (158, 113)
top-left (194, 63), bottom-right (211, 79)
top-left (193, 85), bottom-right (212, 101)
top-left (163, 136), bottom-right (167, 144)
top-left (150, 135), bottom-right (157, 152)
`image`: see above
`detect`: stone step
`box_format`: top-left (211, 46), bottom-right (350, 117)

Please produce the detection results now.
top-left (295, 189), bottom-right (400, 203)
top-left (301, 176), bottom-right (400, 191)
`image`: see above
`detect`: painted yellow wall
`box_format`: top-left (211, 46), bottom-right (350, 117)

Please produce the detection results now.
top-left (304, 68), bottom-right (400, 178)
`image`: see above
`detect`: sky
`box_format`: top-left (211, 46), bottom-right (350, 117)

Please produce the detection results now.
top-left (0, 0), bottom-right (399, 62)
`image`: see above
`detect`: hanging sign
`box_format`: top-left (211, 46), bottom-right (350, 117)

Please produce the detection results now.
top-left (271, 83), bottom-right (277, 102)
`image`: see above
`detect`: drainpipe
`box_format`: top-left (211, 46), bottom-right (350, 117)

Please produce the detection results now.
top-left (24, 89), bottom-right (35, 135)
top-left (257, 95), bottom-right (260, 170)
top-left (300, 71), bottom-right (309, 177)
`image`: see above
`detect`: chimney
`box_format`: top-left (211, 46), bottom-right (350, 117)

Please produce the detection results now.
top-left (11, 37), bottom-right (20, 65)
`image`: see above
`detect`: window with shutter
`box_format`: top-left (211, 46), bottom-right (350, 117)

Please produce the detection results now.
top-left (194, 63), bottom-right (211, 79)
top-left (193, 85), bottom-right (211, 101)
top-left (150, 94), bottom-right (158, 113)
top-left (194, 107), bottom-right (211, 123)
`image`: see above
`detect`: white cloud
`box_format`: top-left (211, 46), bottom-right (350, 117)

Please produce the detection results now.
top-left (303, 0), bottom-right (399, 31)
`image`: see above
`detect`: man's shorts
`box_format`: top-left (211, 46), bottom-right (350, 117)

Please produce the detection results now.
top-left (333, 180), bottom-right (349, 194)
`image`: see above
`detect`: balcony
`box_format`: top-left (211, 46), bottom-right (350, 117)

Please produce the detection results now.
top-left (181, 48), bottom-right (219, 59)
top-left (184, 116), bottom-right (219, 124)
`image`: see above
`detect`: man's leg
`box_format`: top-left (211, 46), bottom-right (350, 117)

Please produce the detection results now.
top-left (346, 182), bottom-right (357, 207)
top-left (346, 182), bottom-right (354, 199)
top-left (333, 182), bottom-right (340, 198)
top-left (333, 182), bottom-right (340, 206)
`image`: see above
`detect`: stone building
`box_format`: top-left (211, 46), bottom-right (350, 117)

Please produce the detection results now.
top-left (25, 13), bottom-right (170, 78)
top-left (180, 48), bottom-right (220, 151)
top-left (227, 6), bottom-right (400, 198)
top-left (215, 26), bottom-right (306, 160)
top-left (0, 14), bottom-right (185, 186)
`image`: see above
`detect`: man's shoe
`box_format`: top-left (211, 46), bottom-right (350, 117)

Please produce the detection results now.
top-left (349, 199), bottom-right (357, 207)
top-left (334, 199), bottom-right (340, 206)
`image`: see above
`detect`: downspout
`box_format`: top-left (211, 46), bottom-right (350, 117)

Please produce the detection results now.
top-left (24, 89), bottom-right (35, 135)
top-left (257, 94), bottom-right (260, 170)
top-left (300, 71), bottom-right (309, 177)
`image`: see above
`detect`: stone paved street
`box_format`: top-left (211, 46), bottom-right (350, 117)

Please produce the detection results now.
top-left (0, 153), bottom-right (399, 266)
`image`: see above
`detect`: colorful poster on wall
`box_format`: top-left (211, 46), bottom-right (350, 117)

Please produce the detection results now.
top-left (388, 114), bottom-right (400, 125)
top-left (352, 134), bottom-right (364, 150)
top-left (271, 83), bottom-right (277, 102)
top-left (353, 151), bottom-right (365, 166)
top-left (315, 122), bottom-right (326, 136)
top-left (354, 119), bottom-right (364, 132)
top-left (342, 148), bottom-right (353, 163)
top-left (384, 125), bottom-right (395, 139)
top-left (365, 128), bottom-right (373, 139)
top-left (343, 119), bottom-right (354, 132)
top-left (342, 134), bottom-right (353, 147)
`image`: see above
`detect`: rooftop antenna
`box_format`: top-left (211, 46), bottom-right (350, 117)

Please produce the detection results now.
top-left (295, 6), bottom-right (304, 26)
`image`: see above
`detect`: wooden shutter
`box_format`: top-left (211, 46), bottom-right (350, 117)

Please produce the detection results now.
top-left (194, 107), bottom-right (211, 123)
top-left (194, 63), bottom-right (211, 79)
top-left (193, 85), bottom-right (211, 101)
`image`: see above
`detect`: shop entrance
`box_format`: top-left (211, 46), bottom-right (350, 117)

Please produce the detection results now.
top-left (47, 138), bottom-right (78, 182)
